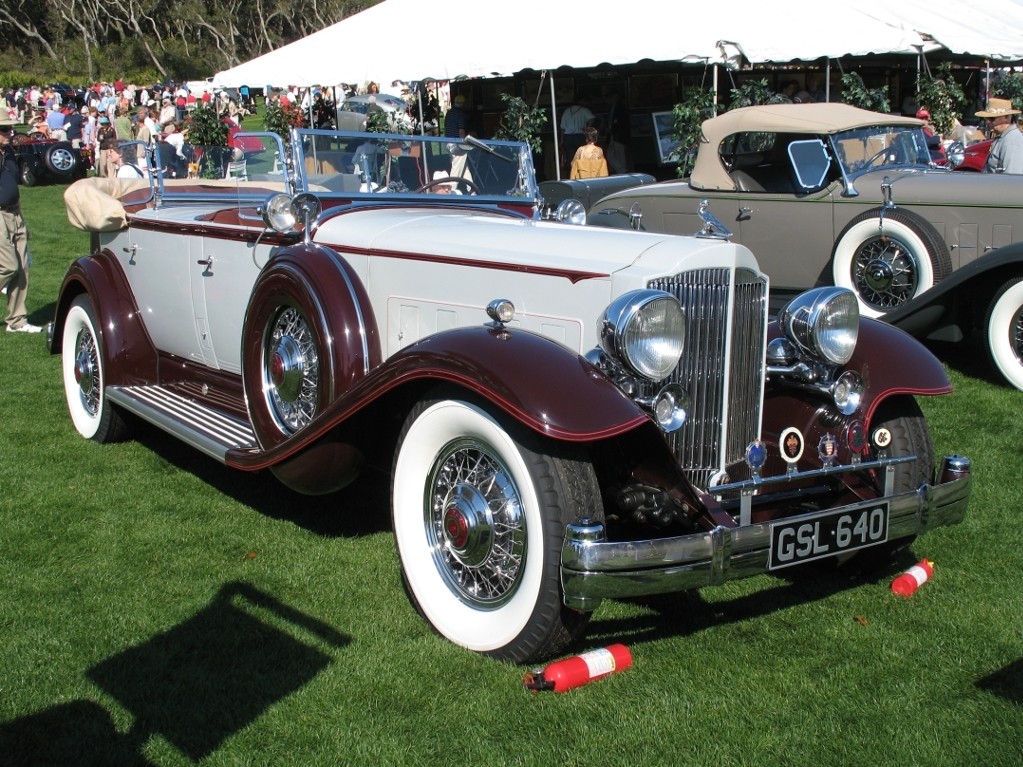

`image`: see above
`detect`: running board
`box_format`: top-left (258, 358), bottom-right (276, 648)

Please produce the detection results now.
top-left (107, 385), bottom-right (258, 462)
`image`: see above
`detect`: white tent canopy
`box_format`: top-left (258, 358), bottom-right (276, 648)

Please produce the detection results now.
top-left (213, 0), bottom-right (935, 90)
top-left (861, 0), bottom-right (1023, 61)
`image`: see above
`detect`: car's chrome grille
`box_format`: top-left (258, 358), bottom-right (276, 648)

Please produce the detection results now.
top-left (648, 267), bottom-right (767, 490)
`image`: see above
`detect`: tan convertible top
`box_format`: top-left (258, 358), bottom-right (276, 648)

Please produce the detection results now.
top-left (691, 103), bottom-right (924, 191)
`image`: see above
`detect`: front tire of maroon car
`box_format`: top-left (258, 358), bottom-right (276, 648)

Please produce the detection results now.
top-left (832, 208), bottom-right (950, 318)
top-left (844, 396), bottom-right (934, 572)
top-left (61, 295), bottom-right (129, 443)
top-left (984, 276), bottom-right (1023, 391)
top-left (391, 395), bottom-right (599, 663)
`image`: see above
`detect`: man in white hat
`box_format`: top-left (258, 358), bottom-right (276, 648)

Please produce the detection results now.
top-left (0, 106), bottom-right (41, 332)
top-left (976, 97), bottom-right (1023, 174)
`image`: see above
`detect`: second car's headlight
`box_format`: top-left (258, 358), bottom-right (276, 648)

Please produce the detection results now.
top-left (599, 290), bottom-right (686, 381)
top-left (778, 287), bottom-right (859, 365)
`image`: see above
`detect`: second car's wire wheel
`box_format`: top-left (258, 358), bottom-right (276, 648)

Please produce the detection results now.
top-left (73, 326), bottom-right (100, 417)
top-left (428, 440), bottom-right (526, 608)
top-left (852, 236), bottom-right (919, 311)
top-left (1009, 305), bottom-right (1023, 365)
top-left (263, 306), bottom-right (319, 433)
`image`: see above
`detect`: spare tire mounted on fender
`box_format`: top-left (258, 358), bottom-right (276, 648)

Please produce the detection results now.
top-left (832, 207), bottom-right (951, 318)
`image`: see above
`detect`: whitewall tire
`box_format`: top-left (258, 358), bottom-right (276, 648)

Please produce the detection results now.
top-left (832, 208), bottom-right (950, 318)
top-left (985, 277), bottom-right (1023, 391)
top-left (62, 295), bottom-right (128, 443)
top-left (391, 395), bottom-right (599, 662)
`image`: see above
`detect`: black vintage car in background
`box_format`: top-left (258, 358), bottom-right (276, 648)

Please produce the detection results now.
top-left (11, 132), bottom-right (91, 186)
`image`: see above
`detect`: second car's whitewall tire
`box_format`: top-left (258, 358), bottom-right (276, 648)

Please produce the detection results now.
top-left (832, 209), bottom-right (949, 318)
top-left (985, 277), bottom-right (1023, 391)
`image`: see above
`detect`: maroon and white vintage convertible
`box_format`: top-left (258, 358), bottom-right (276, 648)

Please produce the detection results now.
top-left (51, 128), bottom-right (971, 662)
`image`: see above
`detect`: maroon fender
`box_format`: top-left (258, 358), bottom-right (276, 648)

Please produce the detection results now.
top-left (843, 317), bottom-right (952, 423)
top-left (241, 243), bottom-right (382, 450)
top-left (51, 252), bottom-right (158, 386)
top-left (768, 315), bottom-right (951, 422)
top-left (227, 325), bottom-right (651, 472)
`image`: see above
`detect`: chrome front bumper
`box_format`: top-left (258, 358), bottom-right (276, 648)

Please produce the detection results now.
top-left (561, 455), bottom-right (971, 610)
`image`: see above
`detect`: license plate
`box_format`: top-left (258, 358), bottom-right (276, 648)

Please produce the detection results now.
top-left (768, 503), bottom-right (889, 570)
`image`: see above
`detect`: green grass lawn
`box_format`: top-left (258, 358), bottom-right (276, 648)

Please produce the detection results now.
top-left (1, 182), bottom-right (1020, 766)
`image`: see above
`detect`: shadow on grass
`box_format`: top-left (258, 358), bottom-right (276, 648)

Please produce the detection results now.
top-left (977, 657), bottom-right (1023, 704)
top-left (923, 337), bottom-right (1005, 388)
top-left (27, 300), bottom-right (56, 330)
top-left (130, 418), bottom-right (392, 538)
top-left (0, 582), bottom-right (348, 766)
top-left (581, 550), bottom-right (919, 650)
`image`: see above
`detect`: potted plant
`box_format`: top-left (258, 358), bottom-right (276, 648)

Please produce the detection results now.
top-left (185, 103), bottom-right (231, 178)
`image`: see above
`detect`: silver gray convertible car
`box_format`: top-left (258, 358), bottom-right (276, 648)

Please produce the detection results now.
top-left (52, 127), bottom-right (971, 662)
top-left (587, 104), bottom-right (1023, 390)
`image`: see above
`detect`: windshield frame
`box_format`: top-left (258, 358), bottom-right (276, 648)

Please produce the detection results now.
top-left (288, 128), bottom-right (539, 203)
top-left (829, 123), bottom-right (934, 180)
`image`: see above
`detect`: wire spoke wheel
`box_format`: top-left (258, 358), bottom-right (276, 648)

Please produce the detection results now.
top-left (263, 306), bottom-right (319, 433)
top-left (851, 236), bottom-right (920, 311)
top-left (428, 439), bottom-right (527, 608)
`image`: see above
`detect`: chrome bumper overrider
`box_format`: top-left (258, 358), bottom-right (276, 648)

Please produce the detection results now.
top-left (561, 455), bottom-right (971, 610)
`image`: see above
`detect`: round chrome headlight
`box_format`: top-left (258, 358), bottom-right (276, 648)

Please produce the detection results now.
top-left (778, 287), bottom-right (859, 365)
top-left (944, 141), bottom-right (965, 168)
top-left (599, 290), bottom-right (686, 381)
top-left (262, 193), bottom-right (297, 232)
top-left (554, 199), bottom-right (587, 225)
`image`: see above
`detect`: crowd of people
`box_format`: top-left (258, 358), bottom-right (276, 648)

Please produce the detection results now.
top-left (2, 80), bottom-right (257, 179)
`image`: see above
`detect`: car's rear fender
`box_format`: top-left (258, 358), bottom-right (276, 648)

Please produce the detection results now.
top-left (49, 252), bottom-right (159, 385)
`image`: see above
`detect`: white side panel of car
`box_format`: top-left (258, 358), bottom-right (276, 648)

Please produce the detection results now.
top-left (111, 229), bottom-right (210, 365)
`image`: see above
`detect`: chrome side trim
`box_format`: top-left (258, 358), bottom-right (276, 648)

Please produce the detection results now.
top-left (108, 385), bottom-right (257, 462)
top-left (561, 458), bottom-right (971, 610)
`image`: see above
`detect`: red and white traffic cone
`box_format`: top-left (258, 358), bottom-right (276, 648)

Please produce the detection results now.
top-left (891, 559), bottom-right (934, 597)
top-left (523, 644), bottom-right (632, 692)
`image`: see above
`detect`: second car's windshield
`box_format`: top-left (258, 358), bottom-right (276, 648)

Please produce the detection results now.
top-left (831, 125), bottom-right (933, 175)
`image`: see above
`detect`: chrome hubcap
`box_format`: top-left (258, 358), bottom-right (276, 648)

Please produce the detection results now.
top-left (74, 328), bottom-right (99, 416)
top-left (52, 148), bottom-right (74, 171)
top-left (264, 307), bottom-right (318, 433)
top-left (428, 441), bottom-right (526, 607)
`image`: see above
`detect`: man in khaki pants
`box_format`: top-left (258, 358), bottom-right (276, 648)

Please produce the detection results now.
top-left (0, 106), bottom-right (41, 333)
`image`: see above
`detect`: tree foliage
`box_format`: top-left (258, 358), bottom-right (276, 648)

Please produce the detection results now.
top-left (839, 72), bottom-right (891, 112)
top-left (493, 93), bottom-right (548, 154)
top-left (669, 87), bottom-right (718, 177)
top-left (0, 0), bottom-right (380, 85)
top-left (915, 62), bottom-right (968, 136)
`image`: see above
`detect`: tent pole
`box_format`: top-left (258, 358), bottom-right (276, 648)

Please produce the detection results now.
top-left (551, 75), bottom-right (561, 180)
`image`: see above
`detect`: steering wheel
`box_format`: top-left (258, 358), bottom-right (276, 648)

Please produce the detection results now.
top-left (862, 147), bottom-right (896, 169)
top-left (416, 176), bottom-right (480, 195)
